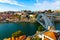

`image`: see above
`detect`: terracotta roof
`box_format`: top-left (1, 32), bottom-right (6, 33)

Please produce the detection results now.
top-left (44, 31), bottom-right (56, 40)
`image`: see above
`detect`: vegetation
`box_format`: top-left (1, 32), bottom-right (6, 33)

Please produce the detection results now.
top-left (34, 21), bottom-right (45, 32)
top-left (32, 36), bottom-right (42, 40)
top-left (37, 25), bottom-right (45, 32)
top-left (18, 15), bottom-right (21, 20)
top-left (12, 30), bottom-right (24, 37)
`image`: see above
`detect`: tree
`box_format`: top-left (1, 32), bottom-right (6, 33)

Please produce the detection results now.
top-left (48, 9), bottom-right (52, 13)
top-left (32, 36), bottom-right (41, 40)
top-left (37, 26), bottom-right (45, 32)
top-left (18, 15), bottom-right (21, 20)
top-left (12, 30), bottom-right (24, 37)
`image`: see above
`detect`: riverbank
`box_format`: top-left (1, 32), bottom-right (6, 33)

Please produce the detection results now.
top-left (0, 21), bottom-right (36, 23)
top-left (54, 21), bottom-right (60, 23)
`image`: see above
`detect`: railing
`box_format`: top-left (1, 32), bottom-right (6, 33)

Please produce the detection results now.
top-left (38, 34), bottom-right (54, 40)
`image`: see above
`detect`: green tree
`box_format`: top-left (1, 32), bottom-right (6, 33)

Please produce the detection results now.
top-left (18, 15), bottom-right (21, 20)
top-left (12, 30), bottom-right (24, 37)
top-left (32, 36), bottom-right (42, 40)
top-left (48, 9), bottom-right (52, 13)
top-left (37, 26), bottom-right (45, 32)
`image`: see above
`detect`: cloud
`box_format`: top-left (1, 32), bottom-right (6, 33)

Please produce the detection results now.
top-left (34, 0), bottom-right (60, 10)
top-left (36, 0), bottom-right (39, 3)
top-left (0, 0), bottom-right (25, 7)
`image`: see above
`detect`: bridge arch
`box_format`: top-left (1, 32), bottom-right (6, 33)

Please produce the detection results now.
top-left (36, 13), bottom-right (55, 30)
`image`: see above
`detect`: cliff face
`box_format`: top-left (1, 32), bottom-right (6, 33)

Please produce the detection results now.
top-left (44, 31), bottom-right (57, 40)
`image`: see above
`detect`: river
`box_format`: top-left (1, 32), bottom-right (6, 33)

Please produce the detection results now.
top-left (0, 22), bottom-right (60, 40)
top-left (0, 22), bottom-right (38, 40)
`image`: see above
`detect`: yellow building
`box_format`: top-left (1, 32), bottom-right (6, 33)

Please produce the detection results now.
top-left (54, 10), bottom-right (60, 13)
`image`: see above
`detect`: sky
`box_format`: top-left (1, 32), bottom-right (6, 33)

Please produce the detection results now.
top-left (0, 0), bottom-right (60, 12)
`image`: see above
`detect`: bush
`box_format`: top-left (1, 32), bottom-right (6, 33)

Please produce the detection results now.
top-left (32, 36), bottom-right (42, 40)
top-left (37, 26), bottom-right (45, 32)
top-left (12, 30), bottom-right (24, 37)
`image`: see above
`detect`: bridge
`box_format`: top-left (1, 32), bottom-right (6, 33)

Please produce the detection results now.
top-left (33, 13), bottom-right (60, 40)
top-left (36, 13), bottom-right (55, 30)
